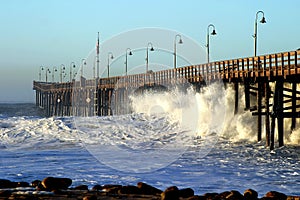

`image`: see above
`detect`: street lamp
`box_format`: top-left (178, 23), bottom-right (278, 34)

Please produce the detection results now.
top-left (39, 66), bottom-right (44, 81)
top-left (146, 42), bottom-right (154, 73)
top-left (206, 24), bottom-right (217, 63)
top-left (125, 48), bottom-right (133, 76)
top-left (107, 52), bottom-right (114, 78)
top-left (174, 34), bottom-right (183, 69)
top-left (45, 68), bottom-right (51, 83)
top-left (69, 62), bottom-right (76, 82)
top-left (253, 10), bottom-right (266, 57)
top-left (60, 64), bottom-right (65, 83)
top-left (81, 59), bottom-right (86, 77)
top-left (52, 66), bottom-right (57, 82)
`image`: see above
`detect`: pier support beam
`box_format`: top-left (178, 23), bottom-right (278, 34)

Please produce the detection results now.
top-left (277, 79), bottom-right (284, 147)
top-left (265, 82), bottom-right (270, 146)
top-left (244, 78), bottom-right (250, 110)
top-left (234, 82), bottom-right (239, 115)
top-left (291, 82), bottom-right (297, 131)
top-left (257, 81), bottom-right (263, 142)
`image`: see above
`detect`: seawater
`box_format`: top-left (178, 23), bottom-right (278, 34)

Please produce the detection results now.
top-left (0, 84), bottom-right (300, 196)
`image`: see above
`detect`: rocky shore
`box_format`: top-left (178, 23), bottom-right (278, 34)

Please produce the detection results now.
top-left (0, 177), bottom-right (298, 200)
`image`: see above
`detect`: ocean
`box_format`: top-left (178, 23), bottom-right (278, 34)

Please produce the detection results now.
top-left (0, 84), bottom-right (299, 197)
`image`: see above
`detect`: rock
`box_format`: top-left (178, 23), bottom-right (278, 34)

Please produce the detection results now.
top-left (187, 195), bottom-right (206, 200)
top-left (265, 191), bottom-right (287, 200)
top-left (91, 184), bottom-right (102, 191)
top-left (161, 186), bottom-right (179, 200)
top-left (74, 185), bottom-right (88, 190)
top-left (244, 189), bottom-right (258, 200)
top-left (137, 182), bottom-right (162, 195)
top-left (179, 188), bottom-right (194, 198)
top-left (41, 177), bottom-right (72, 191)
top-left (83, 195), bottom-right (97, 200)
top-left (218, 191), bottom-right (231, 199)
top-left (226, 190), bottom-right (244, 200)
top-left (0, 179), bottom-right (14, 188)
top-left (102, 184), bottom-right (122, 194)
top-left (16, 181), bottom-right (30, 187)
top-left (203, 192), bottom-right (219, 199)
top-left (118, 185), bottom-right (141, 195)
top-left (0, 190), bottom-right (12, 197)
top-left (31, 180), bottom-right (41, 187)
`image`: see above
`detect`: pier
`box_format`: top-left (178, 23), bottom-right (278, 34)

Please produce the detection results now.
top-left (33, 50), bottom-right (300, 150)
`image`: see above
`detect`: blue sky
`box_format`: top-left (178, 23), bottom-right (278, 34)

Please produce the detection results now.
top-left (0, 0), bottom-right (299, 102)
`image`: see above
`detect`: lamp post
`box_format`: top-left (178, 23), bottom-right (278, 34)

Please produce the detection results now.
top-left (125, 48), bottom-right (133, 76)
top-left (146, 42), bottom-right (154, 73)
top-left (69, 62), bottom-right (76, 82)
top-left (45, 68), bottom-right (51, 83)
top-left (253, 11), bottom-right (266, 57)
top-left (39, 66), bottom-right (44, 81)
top-left (81, 59), bottom-right (86, 77)
top-left (206, 24), bottom-right (217, 63)
top-left (174, 34), bottom-right (183, 69)
top-left (107, 52), bottom-right (114, 78)
top-left (52, 66), bottom-right (57, 82)
top-left (60, 64), bottom-right (65, 83)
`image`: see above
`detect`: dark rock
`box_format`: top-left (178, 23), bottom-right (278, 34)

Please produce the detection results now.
top-left (102, 184), bottom-right (122, 194)
top-left (0, 179), bottom-right (14, 188)
top-left (203, 192), bottom-right (219, 199)
top-left (102, 184), bottom-right (122, 190)
top-left (187, 195), bottom-right (206, 200)
top-left (16, 181), bottom-right (30, 187)
top-left (74, 185), bottom-right (88, 190)
top-left (31, 180), bottom-right (41, 187)
top-left (244, 188), bottom-right (258, 200)
top-left (226, 190), bottom-right (244, 200)
top-left (0, 190), bottom-right (12, 197)
top-left (118, 185), bottom-right (141, 195)
top-left (137, 182), bottom-right (162, 195)
top-left (83, 195), bottom-right (97, 200)
top-left (218, 191), bottom-right (231, 199)
top-left (91, 184), bottom-right (102, 191)
top-left (265, 191), bottom-right (287, 200)
top-left (41, 177), bottom-right (72, 191)
top-left (161, 186), bottom-right (179, 200)
top-left (179, 188), bottom-right (194, 198)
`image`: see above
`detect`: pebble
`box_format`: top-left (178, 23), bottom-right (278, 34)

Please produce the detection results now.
top-left (0, 177), bottom-right (298, 200)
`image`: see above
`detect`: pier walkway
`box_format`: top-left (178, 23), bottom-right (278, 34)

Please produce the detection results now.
top-left (33, 50), bottom-right (300, 149)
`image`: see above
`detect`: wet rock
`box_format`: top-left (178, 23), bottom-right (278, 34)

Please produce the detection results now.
top-left (74, 184), bottom-right (88, 190)
top-left (203, 192), bottom-right (219, 200)
top-left (179, 188), bottom-right (194, 198)
top-left (91, 184), bottom-right (102, 191)
top-left (118, 185), bottom-right (141, 195)
top-left (187, 195), bottom-right (206, 200)
top-left (137, 182), bottom-right (162, 195)
top-left (218, 191), bottom-right (231, 199)
top-left (31, 180), bottom-right (41, 187)
top-left (0, 190), bottom-right (12, 197)
top-left (41, 177), bottom-right (72, 191)
top-left (265, 191), bottom-right (287, 200)
top-left (0, 179), bottom-right (14, 188)
top-left (83, 195), bottom-right (97, 200)
top-left (226, 190), bottom-right (244, 200)
top-left (102, 184), bottom-right (122, 194)
top-left (16, 181), bottom-right (30, 187)
top-left (244, 188), bottom-right (258, 200)
top-left (161, 186), bottom-right (179, 200)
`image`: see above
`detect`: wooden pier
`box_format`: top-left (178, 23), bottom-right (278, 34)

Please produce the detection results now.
top-left (33, 50), bottom-right (300, 149)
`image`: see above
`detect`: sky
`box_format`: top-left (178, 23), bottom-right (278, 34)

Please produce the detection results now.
top-left (0, 0), bottom-right (299, 103)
